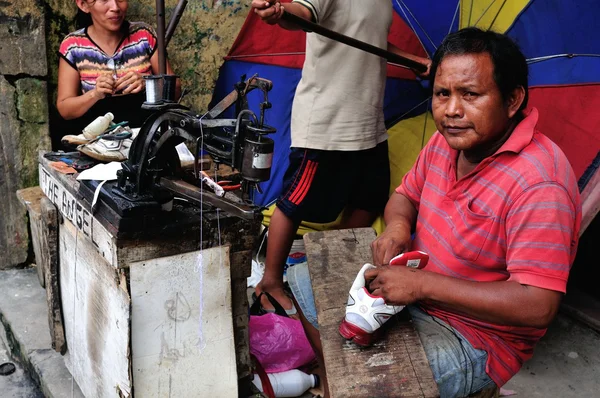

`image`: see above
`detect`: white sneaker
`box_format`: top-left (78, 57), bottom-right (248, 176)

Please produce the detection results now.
top-left (339, 251), bottom-right (429, 346)
top-left (78, 138), bottom-right (131, 162)
top-left (339, 263), bottom-right (403, 346)
top-left (77, 127), bottom-right (135, 162)
top-left (62, 123), bottom-right (114, 146)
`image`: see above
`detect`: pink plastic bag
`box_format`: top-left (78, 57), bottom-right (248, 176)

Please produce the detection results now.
top-left (249, 312), bottom-right (315, 373)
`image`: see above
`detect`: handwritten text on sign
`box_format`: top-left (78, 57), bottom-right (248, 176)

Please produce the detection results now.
top-left (39, 165), bottom-right (92, 237)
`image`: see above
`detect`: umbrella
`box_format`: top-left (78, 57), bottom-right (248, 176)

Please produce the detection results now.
top-left (212, 0), bottom-right (600, 209)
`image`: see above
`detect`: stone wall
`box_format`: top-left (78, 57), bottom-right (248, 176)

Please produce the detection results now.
top-left (0, 0), bottom-right (52, 268)
top-left (0, 0), bottom-right (248, 267)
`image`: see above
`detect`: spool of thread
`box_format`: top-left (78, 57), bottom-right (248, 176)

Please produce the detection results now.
top-left (144, 75), bottom-right (163, 104)
top-left (162, 74), bottom-right (178, 103)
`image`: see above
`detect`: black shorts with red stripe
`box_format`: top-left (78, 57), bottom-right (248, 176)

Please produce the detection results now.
top-left (276, 141), bottom-right (390, 224)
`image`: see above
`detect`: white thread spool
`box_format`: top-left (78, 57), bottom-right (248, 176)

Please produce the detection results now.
top-left (143, 75), bottom-right (163, 104)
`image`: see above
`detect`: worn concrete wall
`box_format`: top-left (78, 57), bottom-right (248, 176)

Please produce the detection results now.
top-left (0, 0), bottom-right (52, 267)
top-left (45, 0), bottom-right (250, 131)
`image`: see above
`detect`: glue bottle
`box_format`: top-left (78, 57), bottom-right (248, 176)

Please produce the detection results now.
top-left (252, 369), bottom-right (319, 397)
top-left (82, 112), bottom-right (114, 139)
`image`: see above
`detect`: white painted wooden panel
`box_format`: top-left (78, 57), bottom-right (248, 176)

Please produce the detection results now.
top-left (59, 220), bottom-right (132, 397)
top-left (130, 247), bottom-right (238, 397)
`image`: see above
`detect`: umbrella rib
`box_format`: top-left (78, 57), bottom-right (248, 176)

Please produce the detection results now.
top-left (472, 0), bottom-right (500, 27)
top-left (386, 96), bottom-right (432, 128)
top-left (448, 0), bottom-right (460, 34)
top-left (394, 0), bottom-right (437, 53)
top-left (527, 53), bottom-right (600, 64)
top-left (487, 0), bottom-right (508, 31)
top-left (467, 0), bottom-right (474, 26)
top-left (421, 110), bottom-right (430, 149)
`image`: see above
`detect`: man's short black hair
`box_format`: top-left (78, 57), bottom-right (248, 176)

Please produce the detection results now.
top-left (430, 27), bottom-right (529, 112)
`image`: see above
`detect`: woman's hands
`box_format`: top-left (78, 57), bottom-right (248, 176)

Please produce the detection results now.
top-left (92, 71), bottom-right (145, 99)
top-left (92, 73), bottom-right (116, 99)
top-left (115, 71), bottom-right (145, 94)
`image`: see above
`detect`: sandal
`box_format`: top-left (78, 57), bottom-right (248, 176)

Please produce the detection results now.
top-left (251, 291), bottom-right (298, 317)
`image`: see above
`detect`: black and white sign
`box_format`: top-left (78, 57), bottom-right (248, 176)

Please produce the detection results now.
top-left (39, 166), bottom-right (92, 238)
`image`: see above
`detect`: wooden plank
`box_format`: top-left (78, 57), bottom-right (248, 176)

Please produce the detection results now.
top-left (40, 196), bottom-right (66, 354)
top-left (59, 220), bottom-right (132, 398)
top-left (129, 246), bottom-right (239, 397)
top-left (304, 228), bottom-right (439, 398)
top-left (16, 186), bottom-right (46, 287)
top-left (17, 187), bottom-right (67, 353)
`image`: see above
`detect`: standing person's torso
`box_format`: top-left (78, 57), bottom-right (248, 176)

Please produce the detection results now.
top-left (291, 0), bottom-right (392, 151)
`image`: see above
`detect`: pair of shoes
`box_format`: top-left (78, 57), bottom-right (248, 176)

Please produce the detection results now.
top-left (251, 291), bottom-right (298, 317)
top-left (339, 251), bottom-right (429, 346)
top-left (77, 126), bottom-right (135, 162)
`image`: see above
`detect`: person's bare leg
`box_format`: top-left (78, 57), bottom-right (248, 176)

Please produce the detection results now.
top-left (255, 207), bottom-right (299, 310)
top-left (292, 296), bottom-right (330, 398)
top-left (339, 207), bottom-right (377, 229)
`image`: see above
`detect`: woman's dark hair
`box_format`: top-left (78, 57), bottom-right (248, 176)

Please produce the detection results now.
top-left (75, 0), bottom-right (98, 29)
top-left (430, 27), bottom-right (529, 112)
top-left (75, 8), bottom-right (93, 29)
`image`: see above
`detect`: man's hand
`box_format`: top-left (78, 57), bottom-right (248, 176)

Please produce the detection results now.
top-left (371, 223), bottom-right (413, 266)
top-left (365, 266), bottom-right (425, 305)
top-left (418, 59), bottom-right (432, 78)
top-left (252, 0), bottom-right (284, 25)
top-left (93, 73), bottom-right (115, 99)
top-left (115, 71), bottom-right (145, 94)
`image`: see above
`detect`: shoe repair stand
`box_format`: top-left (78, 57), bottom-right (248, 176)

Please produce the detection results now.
top-left (26, 153), bottom-right (260, 397)
top-left (304, 228), bottom-right (440, 397)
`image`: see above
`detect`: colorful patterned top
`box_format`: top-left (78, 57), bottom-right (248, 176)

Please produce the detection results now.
top-left (59, 21), bottom-right (157, 93)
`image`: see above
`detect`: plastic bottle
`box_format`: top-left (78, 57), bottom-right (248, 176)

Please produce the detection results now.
top-left (252, 369), bottom-right (319, 398)
top-left (82, 112), bottom-right (114, 139)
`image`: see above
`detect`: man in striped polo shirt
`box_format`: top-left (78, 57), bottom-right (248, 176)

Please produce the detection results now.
top-left (368, 28), bottom-right (581, 396)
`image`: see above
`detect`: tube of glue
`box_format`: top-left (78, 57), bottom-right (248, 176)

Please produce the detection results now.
top-left (200, 171), bottom-right (225, 197)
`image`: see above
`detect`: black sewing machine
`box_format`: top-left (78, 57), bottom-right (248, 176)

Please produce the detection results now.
top-left (77, 75), bottom-right (276, 234)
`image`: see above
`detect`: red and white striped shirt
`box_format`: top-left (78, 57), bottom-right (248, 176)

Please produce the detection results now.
top-left (398, 108), bottom-right (581, 386)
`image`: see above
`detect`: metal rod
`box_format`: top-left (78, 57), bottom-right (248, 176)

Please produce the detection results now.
top-left (155, 0), bottom-right (167, 75)
top-left (159, 177), bottom-right (261, 220)
top-left (281, 11), bottom-right (427, 73)
top-left (165, 0), bottom-right (188, 47)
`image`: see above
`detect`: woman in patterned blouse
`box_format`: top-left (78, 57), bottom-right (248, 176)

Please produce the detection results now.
top-left (57, 0), bottom-right (179, 127)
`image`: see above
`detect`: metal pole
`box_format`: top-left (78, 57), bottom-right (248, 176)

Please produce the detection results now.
top-left (281, 11), bottom-right (427, 73)
top-left (165, 0), bottom-right (188, 47)
top-left (155, 0), bottom-right (166, 75)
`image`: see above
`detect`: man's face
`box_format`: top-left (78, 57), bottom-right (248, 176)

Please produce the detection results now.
top-left (432, 53), bottom-right (517, 155)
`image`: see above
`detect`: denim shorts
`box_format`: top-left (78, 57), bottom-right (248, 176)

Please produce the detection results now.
top-left (286, 262), bottom-right (496, 397)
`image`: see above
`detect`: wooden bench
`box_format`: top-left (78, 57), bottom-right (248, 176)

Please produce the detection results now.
top-left (304, 228), bottom-right (439, 397)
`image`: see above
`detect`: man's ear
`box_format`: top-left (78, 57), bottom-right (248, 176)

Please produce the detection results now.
top-left (76, 0), bottom-right (90, 13)
top-left (506, 86), bottom-right (526, 118)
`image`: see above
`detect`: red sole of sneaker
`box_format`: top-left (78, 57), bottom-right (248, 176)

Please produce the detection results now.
top-left (339, 318), bottom-right (374, 347)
